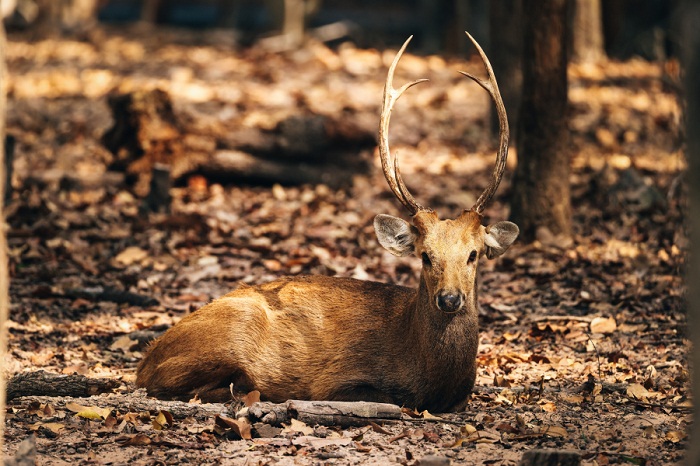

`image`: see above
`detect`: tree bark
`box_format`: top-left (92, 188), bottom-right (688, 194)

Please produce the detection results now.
top-left (519, 449), bottom-right (580, 466)
top-left (571, 0), bottom-right (605, 63)
top-left (0, 18), bottom-right (8, 456)
top-left (682, 2), bottom-right (700, 465)
top-left (489, 0), bottom-right (523, 139)
top-left (510, 0), bottom-right (572, 242)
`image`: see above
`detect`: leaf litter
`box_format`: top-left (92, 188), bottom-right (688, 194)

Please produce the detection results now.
top-left (2, 24), bottom-right (688, 465)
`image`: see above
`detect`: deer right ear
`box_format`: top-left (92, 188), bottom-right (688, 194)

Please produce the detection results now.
top-left (374, 214), bottom-right (418, 257)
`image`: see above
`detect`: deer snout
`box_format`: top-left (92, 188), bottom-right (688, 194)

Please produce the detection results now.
top-left (436, 291), bottom-right (464, 313)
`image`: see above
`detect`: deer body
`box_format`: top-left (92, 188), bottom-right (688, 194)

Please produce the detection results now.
top-left (136, 33), bottom-right (519, 412)
top-left (136, 273), bottom-right (478, 412)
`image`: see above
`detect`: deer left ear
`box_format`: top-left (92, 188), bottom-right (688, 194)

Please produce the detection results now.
top-left (484, 221), bottom-right (519, 259)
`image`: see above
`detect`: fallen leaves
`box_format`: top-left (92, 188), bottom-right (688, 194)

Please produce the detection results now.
top-left (3, 21), bottom-right (688, 466)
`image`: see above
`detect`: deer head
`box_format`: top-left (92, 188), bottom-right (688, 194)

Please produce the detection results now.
top-left (374, 33), bottom-right (519, 314)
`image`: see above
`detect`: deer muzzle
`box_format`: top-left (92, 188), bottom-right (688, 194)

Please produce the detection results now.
top-left (436, 291), bottom-right (464, 313)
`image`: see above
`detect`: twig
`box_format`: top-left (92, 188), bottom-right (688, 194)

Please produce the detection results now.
top-left (530, 315), bottom-right (593, 323)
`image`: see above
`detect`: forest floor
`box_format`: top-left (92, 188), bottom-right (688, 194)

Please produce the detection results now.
top-left (1, 25), bottom-right (690, 465)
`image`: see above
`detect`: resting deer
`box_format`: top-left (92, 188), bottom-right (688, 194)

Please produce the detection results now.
top-left (136, 33), bottom-right (519, 412)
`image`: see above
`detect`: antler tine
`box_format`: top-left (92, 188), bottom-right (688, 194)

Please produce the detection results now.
top-left (459, 31), bottom-right (510, 214)
top-left (379, 36), bottom-right (429, 216)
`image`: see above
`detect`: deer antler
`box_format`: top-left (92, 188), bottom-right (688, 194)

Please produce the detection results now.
top-left (459, 31), bottom-right (510, 214)
top-left (380, 33), bottom-right (509, 216)
top-left (378, 36), bottom-right (429, 216)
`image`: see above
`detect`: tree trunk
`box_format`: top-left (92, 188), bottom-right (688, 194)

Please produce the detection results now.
top-left (34, 0), bottom-right (99, 32)
top-left (571, 0), bottom-right (605, 63)
top-left (0, 18), bottom-right (8, 456)
top-left (489, 0), bottom-right (523, 139)
top-left (510, 0), bottom-right (571, 242)
top-left (141, 0), bottom-right (161, 23)
top-left (283, 0), bottom-right (305, 47)
top-left (682, 2), bottom-right (700, 465)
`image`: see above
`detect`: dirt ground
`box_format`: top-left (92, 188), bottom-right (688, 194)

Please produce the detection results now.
top-left (1, 25), bottom-right (689, 465)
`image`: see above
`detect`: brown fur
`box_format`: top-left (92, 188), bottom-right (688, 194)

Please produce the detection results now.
top-left (136, 208), bottom-right (518, 412)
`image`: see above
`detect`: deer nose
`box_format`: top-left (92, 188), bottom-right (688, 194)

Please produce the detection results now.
top-left (436, 291), bottom-right (464, 313)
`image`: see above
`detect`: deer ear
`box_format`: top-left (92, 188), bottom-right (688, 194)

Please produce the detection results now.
top-left (484, 221), bottom-right (519, 259)
top-left (374, 214), bottom-right (418, 257)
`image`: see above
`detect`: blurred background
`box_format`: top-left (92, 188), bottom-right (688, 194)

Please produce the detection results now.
top-left (2, 0), bottom-right (681, 59)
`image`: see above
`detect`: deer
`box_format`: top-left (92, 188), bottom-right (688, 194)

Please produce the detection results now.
top-left (136, 32), bottom-right (519, 413)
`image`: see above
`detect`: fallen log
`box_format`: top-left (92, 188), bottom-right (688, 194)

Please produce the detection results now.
top-left (101, 89), bottom-right (373, 190)
top-left (8, 389), bottom-right (228, 420)
top-left (63, 286), bottom-right (159, 307)
top-left (518, 450), bottom-right (581, 466)
top-left (246, 399), bottom-right (402, 428)
top-left (201, 150), bottom-right (359, 187)
top-left (6, 371), bottom-right (120, 402)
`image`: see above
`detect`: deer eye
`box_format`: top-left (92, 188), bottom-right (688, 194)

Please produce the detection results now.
top-left (468, 250), bottom-right (477, 263)
top-left (421, 252), bottom-right (432, 267)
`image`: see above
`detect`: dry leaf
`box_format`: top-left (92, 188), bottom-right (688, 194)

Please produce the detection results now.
top-left (502, 331), bottom-right (521, 342)
top-left (539, 400), bottom-right (557, 413)
top-left (215, 414), bottom-right (252, 440)
top-left (118, 434), bottom-right (152, 446)
top-left (152, 410), bottom-right (173, 430)
top-left (113, 246), bottom-right (148, 266)
top-left (242, 390), bottom-right (261, 407)
top-left (494, 374), bottom-right (511, 387)
top-left (66, 402), bottom-right (112, 420)
top-left (642, 425), bottom-right (656, 438)
top-left (561, 394), bottom-right (584, 404)
top-left (104, 415), bottom-right (118, 429)
top-left (282, 418), bottom-right (314, 436)
top-left (369, 421), bottom-right (392, 435)
top-left (540, 425), bottom-right (569, 438)
top-left (626, 383), bottom-right (650, 400)
top-left (495, 389), bottom-right (516, 405)
top-left (419, 410), bottom-right (442, 420)
top-left (354, 441), bottom-right (372, 453)
top-left (461, 424), bottom-right (477, 436)
top-left (590, 316), bottom-right (617, 334)
top-left (29, 403), bottom-right (56, 419)
top-left (30, 422), bottom-right (65, 434)
top-left (495, 423), bottom-right (519, 434)
top-left (110, 335), bottom-right (137, 352)
top-left (122, 412), bottom-right (140, 424)
top-left (665, 430), bottom-right (686, 443)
